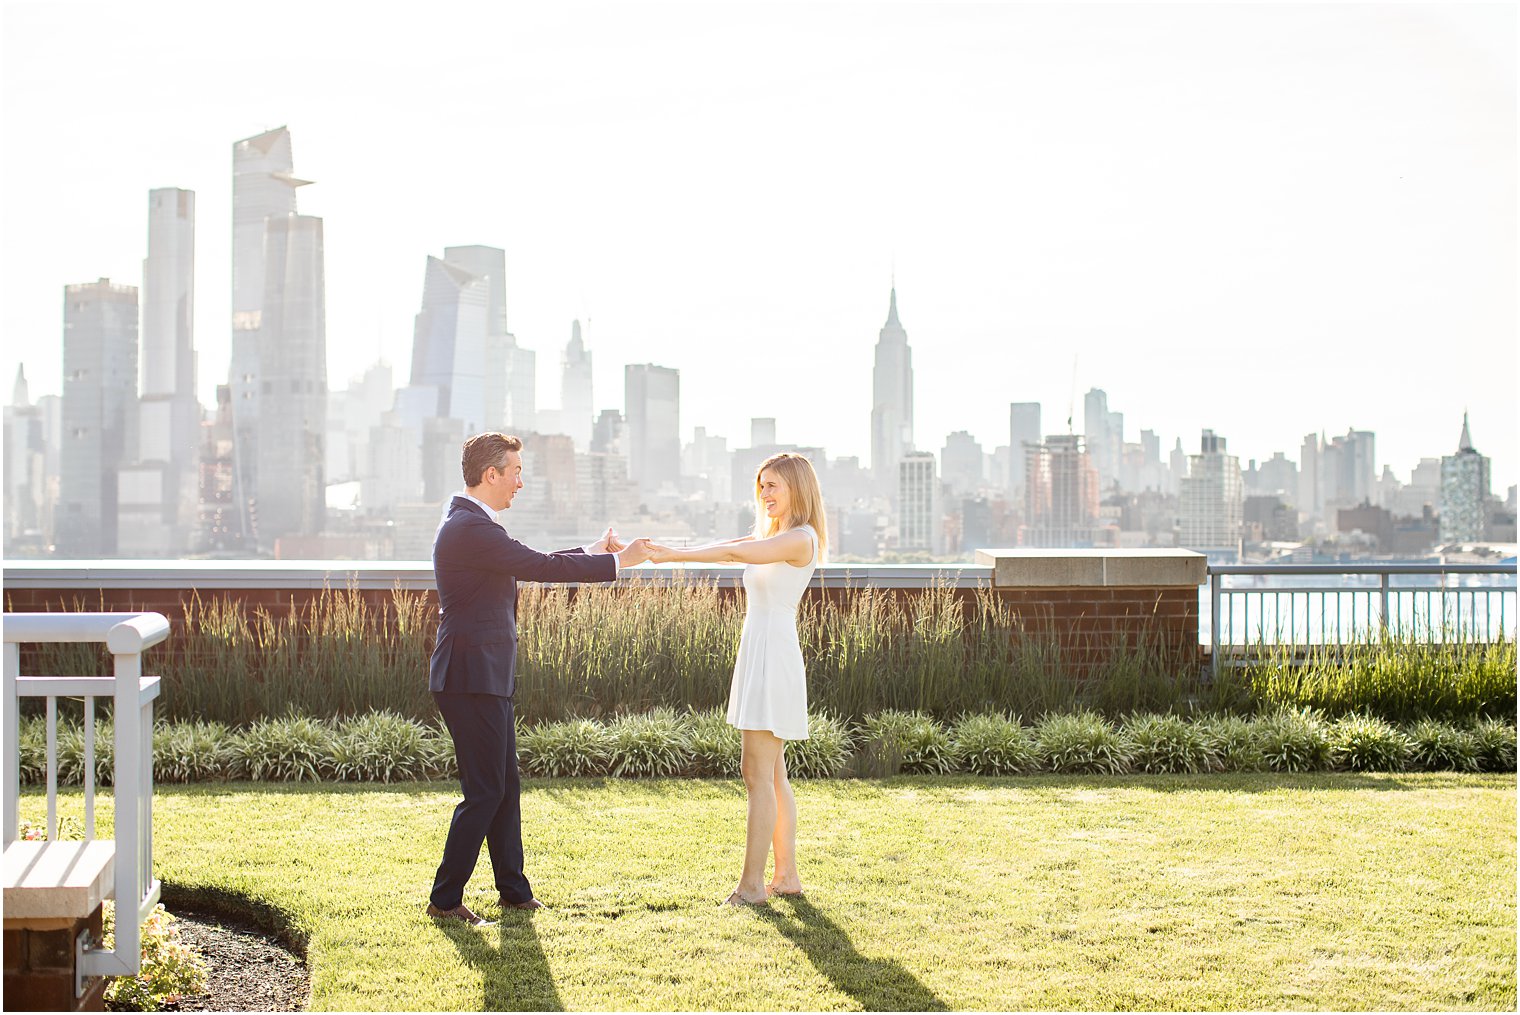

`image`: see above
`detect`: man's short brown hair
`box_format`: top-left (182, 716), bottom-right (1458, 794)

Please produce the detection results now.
top-left (461, 432), bottom-right (523, 487)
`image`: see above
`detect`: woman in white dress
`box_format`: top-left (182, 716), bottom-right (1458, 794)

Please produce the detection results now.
top-left (646, 452), bottom-right (826, 906)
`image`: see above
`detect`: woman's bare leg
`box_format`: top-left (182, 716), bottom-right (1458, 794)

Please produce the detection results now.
top-left (731, 729), bottom-right (784, 904)
top-left (768, 747), bottom-right (801, 894)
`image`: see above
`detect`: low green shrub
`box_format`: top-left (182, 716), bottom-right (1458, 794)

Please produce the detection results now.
top-left (518, 719), bottom-right (612, 777)
top-left (230, 715), bottom-right (333, 781)
top-left (103, 901), bottom-right (209, 1011)
top-left (153, 722), bottom-right (232, 783)
top-left (1124, 713), bottom-right (1221, 774)
top-left (787, 713), bottom-right (854, 778)
top-left (686, 708), bottom-right (741, 777)
top-left (1035, 710), bottom-right (1132, 775)
top-left (329, 711), bottom-right (435, 782)
top-left (1193, 715), bottom-right (1265, 772)
top-left (1255, 708), bottom-right (1334, 773)
top-left (860, 710), bottom-right (955, 774)
top-left (606, 709), bottom-right (691, 778)
top-left (1330, 714), bottom-right (1411, 772)
top-left (949, 713), bottom-right (1040, 775)
top-left (1405, 718), bottom-right (1480, 772)
top-left (1469, 717), bottom-right (1517, 772)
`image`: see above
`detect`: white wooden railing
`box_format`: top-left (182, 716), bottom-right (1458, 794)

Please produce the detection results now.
top-left (3, 612), bottom-right (166, 983)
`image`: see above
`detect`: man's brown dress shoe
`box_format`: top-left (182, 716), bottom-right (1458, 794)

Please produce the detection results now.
top-left (427, 903), bottom-right (496, 926)
top-left (500, 897), bottom-right (546, 911)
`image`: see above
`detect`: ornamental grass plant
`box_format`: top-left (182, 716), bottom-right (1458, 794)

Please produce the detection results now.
top-left (1242, 626), bottom-right (1516, 722)
top-left (858, 710), bottom-right (955, 774)
top-left (1123, 712), bottom-right (1222, 774)
top-left (1254, 707), bottom-right (1335, 773)
top-left (152, 722), bottom-right (233, 783)
top-left (786, 713), bottom-right (855, 778)
top-left (1328, 713), bottom-right (1411, 772)
top-left (1034, 710), bottom-right (1132, 774)
top-left (948, 712), bottom-right (1041, 775)
top-left (1470, 716), bottom-right (1518, 772)
top-left (15, 709), bottom-right (1518, 784)
top-left (1192, 714), bottom-right (1266, 772)
top-left (605, 709), bottom-right (692, 778)
top-left (1406, 717), bottom-right (1482, 772)
top-left (685, 707), bottom-right (741, 777)
top-left (517, 719), bottom-right (613, 778)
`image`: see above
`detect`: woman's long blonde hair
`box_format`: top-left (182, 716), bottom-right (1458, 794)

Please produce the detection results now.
top-left (752, 452), bottom-right (828, 560)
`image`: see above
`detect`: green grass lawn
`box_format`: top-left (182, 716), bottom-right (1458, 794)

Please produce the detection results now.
top-left (25, 774), bottom-right (1515, 1011)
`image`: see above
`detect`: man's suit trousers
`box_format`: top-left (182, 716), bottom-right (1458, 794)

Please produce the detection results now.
top-left (430, 691), bottom-right (533, 909)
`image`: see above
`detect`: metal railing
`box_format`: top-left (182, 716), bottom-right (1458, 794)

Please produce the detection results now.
top-left (1207, 562), bottom-right (1517, 671)
top-left (3, 612), bottom-right (168, 981)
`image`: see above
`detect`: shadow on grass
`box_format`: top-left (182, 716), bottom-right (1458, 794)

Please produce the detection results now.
top-left (435, 912), bottom-right (563, 1012)
top-left (758, 895), bottom-right (947, 1011)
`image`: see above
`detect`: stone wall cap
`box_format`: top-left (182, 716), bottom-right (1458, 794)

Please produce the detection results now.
top-left (3, 841), bottom-right (115, 921)
top-left (974, 548), bottom-right (1208, 587)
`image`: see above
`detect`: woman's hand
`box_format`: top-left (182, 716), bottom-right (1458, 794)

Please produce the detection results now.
top-left (645, 542), bottom-right (679, 564)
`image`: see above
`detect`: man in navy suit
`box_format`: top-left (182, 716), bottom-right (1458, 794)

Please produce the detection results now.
top-left (426, 432), bottom-right (650, 926)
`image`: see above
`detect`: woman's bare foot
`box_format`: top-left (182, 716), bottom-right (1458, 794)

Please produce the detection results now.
top-left (766, 875), bottom-right (804, 896)
top-left (723, 888), bottom-right (768, 907)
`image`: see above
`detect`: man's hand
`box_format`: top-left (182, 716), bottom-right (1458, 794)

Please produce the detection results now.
top-left (615, 538), bottom-right (654, 569)
top-left (589, 526), bottom-right (625, 555)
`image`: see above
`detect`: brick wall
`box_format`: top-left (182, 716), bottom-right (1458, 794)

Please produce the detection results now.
top-left (4, 578), bottom-right (1202, 674)
top-left (2, 906), bottom-right (107, 1012)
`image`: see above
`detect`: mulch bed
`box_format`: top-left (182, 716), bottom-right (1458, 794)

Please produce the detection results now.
top-left (161, 907), bottom-right (309, 1012)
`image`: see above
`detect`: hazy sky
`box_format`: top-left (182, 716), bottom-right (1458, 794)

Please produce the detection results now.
top-left (2, 1), bottom-right (1515, 491)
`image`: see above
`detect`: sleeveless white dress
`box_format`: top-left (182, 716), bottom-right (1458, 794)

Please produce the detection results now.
top-left (726, 524), bottom-right (817, 741)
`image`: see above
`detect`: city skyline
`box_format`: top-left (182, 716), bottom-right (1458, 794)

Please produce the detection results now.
top-left (1, 1), bottom-right (1514, 491)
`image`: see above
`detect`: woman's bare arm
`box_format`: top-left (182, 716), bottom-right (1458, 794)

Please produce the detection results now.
top-left (650, 529), bottom-right (811, 566)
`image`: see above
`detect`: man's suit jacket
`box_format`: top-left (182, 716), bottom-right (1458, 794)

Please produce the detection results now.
top-left (429, 496), bottom-right (617, 697)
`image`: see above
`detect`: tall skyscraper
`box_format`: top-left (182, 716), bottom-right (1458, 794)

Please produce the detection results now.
top-left (254, 213), bottom-right (327, 552)
top-left (1169, 438), bottom-right (1188, 497)
top-left (410, 254), bottom-right (488, 429)
top-left (898, 451), bottom-right (940, 554)
top-left (197, 384), bottom-right (242, 554)
top-left (940, 430), bottom-right (984, 495)
top-left (1023, 434), bottom-right (1100, 547)
top-left (625, 364), bottom-right (680, 496)
top-left (1299, 433), bottom-right (1322, 517)
top-left (1083, 389), bottom-right (1124, 492)
top-left (870, 287), bottom-right (914, 497)
top-left (560, 320), bottom-right (594, 449)
top-left (230, 126), bottom-right (309, 544)
top-left (57, 279), bottom-right (138, 556)
top-left (1179, 429), bottom-right (1244, 561)
top-left (1009, 402), bottom-right (1041, 493)
top-left (440, 245), bottom-right (509, 427)
top-left (592, 409), bottom-right (627, 457)
top-left (504, 338), bottom-right (537, 431)
top-left (1439, 414), bottom-right (1490, 543)
top-left (119, 187), bottom-right (200, 555)
top-left (3, 365), bottom-right (47, 550)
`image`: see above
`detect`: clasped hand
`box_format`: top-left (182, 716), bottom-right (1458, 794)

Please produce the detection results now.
top-left (591, 526), bottom-right (679, 566)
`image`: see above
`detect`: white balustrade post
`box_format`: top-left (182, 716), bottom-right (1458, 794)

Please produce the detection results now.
top-left (3, 640), bottom-right (18, 846)
top-left (111, 645), bottom-right (143, 971)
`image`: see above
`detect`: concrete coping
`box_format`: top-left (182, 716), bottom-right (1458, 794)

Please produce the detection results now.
top-left (973, 548), bottom-right (1208, 588)
top-left (3, 841), bottom-right (115, 923)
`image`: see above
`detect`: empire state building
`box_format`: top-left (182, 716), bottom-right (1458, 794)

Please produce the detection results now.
top-left (870, 286), bottom-right (914, 498)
